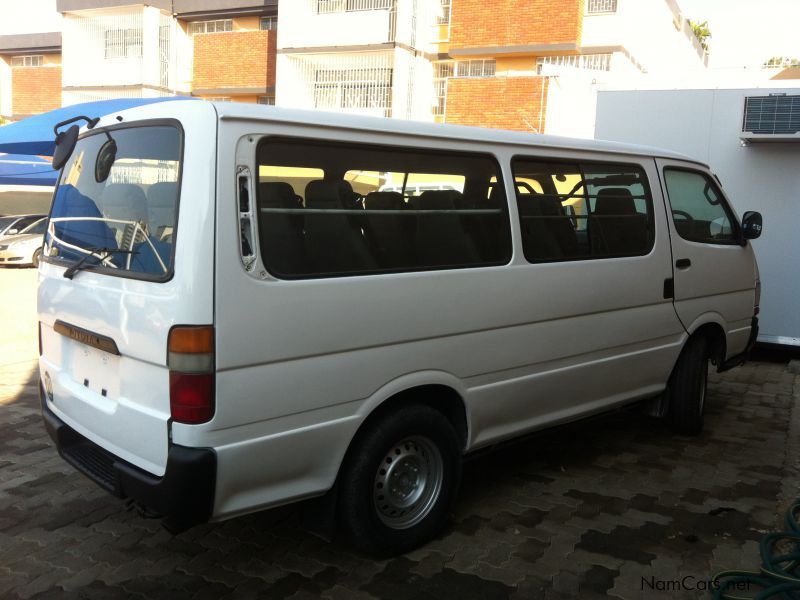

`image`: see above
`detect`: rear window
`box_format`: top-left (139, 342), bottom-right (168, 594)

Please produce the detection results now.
top-left (45, 124), bottom-right (182, 280)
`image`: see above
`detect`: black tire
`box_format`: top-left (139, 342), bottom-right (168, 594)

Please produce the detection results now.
top-left (31, 248), bottom-right (42, 268)
top-left (668, 335), bottom-right (709, 435)
top-left (338, 404), bottom-right (462, 557)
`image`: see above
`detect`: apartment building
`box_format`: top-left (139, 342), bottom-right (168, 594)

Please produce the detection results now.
top-left (1, 0), bottom-right (706, 133)
top-left (0, 1), bottom-right (63, 120)
top-left (275, 0), bottom-right (438, 120)
top-left (55, 0), bottom-right (277, 105)
top-left (435, 0), bottom-right (708, 132)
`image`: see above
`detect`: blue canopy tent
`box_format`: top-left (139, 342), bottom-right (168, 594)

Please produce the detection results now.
top-left (0, 97), bottom-right (195, 156)
top-left (0, 154), bottom-right (57, 186)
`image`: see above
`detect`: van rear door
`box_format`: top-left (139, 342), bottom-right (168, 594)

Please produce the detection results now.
top-left (38, 106), bottom-right (216, 477)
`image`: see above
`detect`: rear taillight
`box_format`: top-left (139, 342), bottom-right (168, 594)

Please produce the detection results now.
top-left (168, 325), bottom-right (214, 424)
top-left (754, 279), bottom-right (761, 316)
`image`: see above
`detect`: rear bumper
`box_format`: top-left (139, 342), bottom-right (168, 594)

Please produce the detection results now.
top-left (719, 316), bottom-right (759, 372)
top-left (40, 383), bottom-right (216, 533)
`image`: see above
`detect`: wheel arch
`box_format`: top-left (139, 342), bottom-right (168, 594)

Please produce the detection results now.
top-left (683, 314), bottom-right (727, 367)
top-left (351, 374), bottom-right (470, 453)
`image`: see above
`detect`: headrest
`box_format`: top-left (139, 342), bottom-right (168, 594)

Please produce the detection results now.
top-left (259, 181), bottom-right (299, 208)
top-left (365, 191), bottom-right (404, 210)
top-left (538, 196), bottom-right (564, 216)
top-left (102, 184), bottom-right (148, 220)
top-left (305, 180), bottom-right (351, 208)
top-left (418, 190), bottom-right (462, 210)
top-left (147, 182), bottom-right (177, 208)
top-left (594, 188), bottom-right (636, 215)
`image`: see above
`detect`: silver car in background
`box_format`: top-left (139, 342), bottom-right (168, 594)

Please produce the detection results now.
top-left (0, 218), bottom-right (47, 267)
top-left (0, 214), bottom-right (47, 240)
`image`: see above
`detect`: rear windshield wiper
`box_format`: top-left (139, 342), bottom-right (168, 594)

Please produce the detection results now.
top-left (63, 247), bottom-right (137, 280)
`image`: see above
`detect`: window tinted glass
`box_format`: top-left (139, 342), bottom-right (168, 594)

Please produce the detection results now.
top-left (664, 169), bottom-right (737, 243)
top-left (0, 217), bottom-right (16, 233)
top-left (46, 125), bottom-right (181, 279)
top-left (256, 139), bottom-right (511, 278)
top-left (22, 219), bottom-right (46, 235)
top-left (512, 160), bottom-right (653, 262)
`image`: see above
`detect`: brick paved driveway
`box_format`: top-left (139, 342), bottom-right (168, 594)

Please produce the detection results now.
top-left (2, 269), bottom-right (799, 599)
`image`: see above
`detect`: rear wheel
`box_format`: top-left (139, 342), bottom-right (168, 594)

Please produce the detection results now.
top-left (668, 335), bottom-right (709, 435)
top-left (338, 404), bottom-right (462, 557)
top-left (31, 248), bottom-right (42, 268)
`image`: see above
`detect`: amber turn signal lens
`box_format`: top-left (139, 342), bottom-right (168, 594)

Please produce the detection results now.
top-left (168, 326), bottom-right (214, 354)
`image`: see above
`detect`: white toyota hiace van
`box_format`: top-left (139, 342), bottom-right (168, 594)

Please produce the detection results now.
top-left (39, 100), bottom-right (761, 556)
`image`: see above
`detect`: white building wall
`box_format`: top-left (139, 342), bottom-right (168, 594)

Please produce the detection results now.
top-left (594, 86), bottom-right (800, 345)
top-left (581, 0), bottom-right (706, 74)
top-left (279, 1), bottom-right (396, 48)
top-left (62, 9), bottom-right (145, 89)
top-left (0, 59), bottom-right (11, 118)
top-left (61, 5), bottom-right (186, 103)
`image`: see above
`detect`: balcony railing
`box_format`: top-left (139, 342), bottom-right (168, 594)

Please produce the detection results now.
top-left (536, 54), bottom-right (613, 73)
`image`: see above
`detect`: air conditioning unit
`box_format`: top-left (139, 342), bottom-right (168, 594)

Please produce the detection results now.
top-left (740, 94), bottom-right (800, 143)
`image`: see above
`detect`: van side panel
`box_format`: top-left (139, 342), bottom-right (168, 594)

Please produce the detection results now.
top-left (191, 121), bottom-right (688, 519)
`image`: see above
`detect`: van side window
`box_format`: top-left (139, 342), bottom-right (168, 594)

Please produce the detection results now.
top-left (255, 138), bottom-right (512, 278)
top-left (663, 169), bottom-right (737, 244)
top-left (511, 159), bottom-right (653, 262)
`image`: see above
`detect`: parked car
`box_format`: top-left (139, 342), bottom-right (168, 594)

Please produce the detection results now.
top-left (0, 213), bottom-right (47, 240)
top-left (38, 101), bottom-right (761, 556)
top-left (0, 218), bottom-right (47, 267)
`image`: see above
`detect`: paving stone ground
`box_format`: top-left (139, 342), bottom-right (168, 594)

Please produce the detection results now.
top-left (2, 268), bottom-right (800, 599)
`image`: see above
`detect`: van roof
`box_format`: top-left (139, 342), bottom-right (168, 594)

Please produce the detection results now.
top-left (121, 100), bottom-right (706, 166)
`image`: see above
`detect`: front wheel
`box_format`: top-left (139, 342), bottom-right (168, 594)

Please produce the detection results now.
top-left (668, 335), bottom-right (709, 435)
top-left (31, 248), bottom-right (42, 268)
top-left (338, 404), bottom-right (462, 556)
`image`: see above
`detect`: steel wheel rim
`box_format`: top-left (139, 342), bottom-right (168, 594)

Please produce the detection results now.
top-left (373, 435), bottom-right (443, 530)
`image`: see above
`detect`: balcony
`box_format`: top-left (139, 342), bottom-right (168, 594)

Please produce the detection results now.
top-left (278, 0), bottom-right (432, 51)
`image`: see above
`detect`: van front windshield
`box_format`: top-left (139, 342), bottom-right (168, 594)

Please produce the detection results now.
top-left (45, 125), bottom-right (181, 279)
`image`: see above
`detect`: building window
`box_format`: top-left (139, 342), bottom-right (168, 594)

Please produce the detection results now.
top-left (104, 28), bottom-right (143, 59)
top-left (437, 0), bottom-right (452, 24)
top-left (11, 55), bottom-right (43, 67)
top-left (316, 0), bottom-right (393, 14)
top-left (313, 68), bottom-right (393, 117)
top-left (260, 16), bottom-right (278, 30)
top-left (587, 0), bottom-right (617, 14)
top-left (454, 59), bottom-right (495, 78)
top-left (258, 94), bottom-right (276, 105)
top-left (433, 62), bottom-right (453, 117)
top-left (206, 97), bottom-right (232, 102)
top-left (189, 20), bottom-right (233, 34)
top-left (536, 54), bottom-right (612, 74)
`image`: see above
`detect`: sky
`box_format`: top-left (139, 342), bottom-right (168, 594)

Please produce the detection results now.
top-left (679, 0), bottom-right (800, 68)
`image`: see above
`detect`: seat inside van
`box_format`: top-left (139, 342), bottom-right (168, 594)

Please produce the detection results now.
top-left (304, 179), bottom-right (375, 274)
top-left (590, 188), bottom-right (648, 256)
top-left (415, 190), bottom-right (479, 267)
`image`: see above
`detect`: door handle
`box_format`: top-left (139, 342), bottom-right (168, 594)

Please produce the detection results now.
top-left (676, 258), bottom-right (691, 269)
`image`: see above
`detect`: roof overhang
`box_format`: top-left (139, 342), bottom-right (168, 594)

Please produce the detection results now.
top-left (0, 32), bottom-right (62, 55)
top-left (173, 0), bottom-right (277, 19)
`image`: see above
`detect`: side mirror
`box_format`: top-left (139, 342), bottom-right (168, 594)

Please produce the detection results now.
top-left (7, 228), bottom-right (18, 235)
top-left (741, 211), bottom-right (763, 243)
top-left (52, 124), bottom-right (80, 171)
